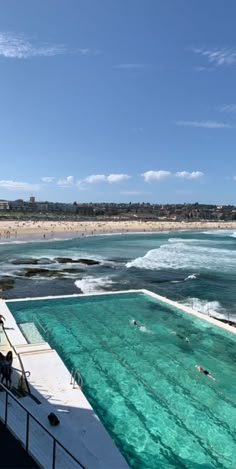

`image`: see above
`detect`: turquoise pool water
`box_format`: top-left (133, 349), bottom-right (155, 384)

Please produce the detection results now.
top-left (7, 292), bottom-right (236, 468)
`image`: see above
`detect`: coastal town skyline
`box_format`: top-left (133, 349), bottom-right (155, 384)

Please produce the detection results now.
top-left (0, 196), bottom-right (236, 222)
top-left (1, 1), bottom-right (236, 204)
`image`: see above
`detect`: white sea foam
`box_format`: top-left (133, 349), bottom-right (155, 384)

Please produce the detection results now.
top-left (168, 237), bottom-right (221, 246)
top-left (201, 229), bottom-right (235, 236)
top-left (139, 326), bottom-right (154, 334)
top-left (184, 274), bottom-right (198, 280)
top-left (168, 238), bottom-right (202, 244)
top-left (75, 276), bottom-right (114, 294)
top-left (0, 240), bottom-right (30, 245)
top-left (130, 319), bottom-right (153, 333)
top-left (126, 238), bottom-right (236, 272)
top-left (183, 297), bottom-right (227, 319)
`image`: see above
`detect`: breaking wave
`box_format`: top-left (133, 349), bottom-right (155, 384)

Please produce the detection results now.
top-left (182, 298), bottom-right (227, 319)
top-left (126, 238), bottom-right (236, 272)
top-left (75, 276), bottom-right (114, 294)
top-left (185, 274), bottom-right (198, 281)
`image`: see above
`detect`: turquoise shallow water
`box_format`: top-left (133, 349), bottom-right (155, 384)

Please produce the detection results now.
top-left (8, 292), bottom-right (236, 468)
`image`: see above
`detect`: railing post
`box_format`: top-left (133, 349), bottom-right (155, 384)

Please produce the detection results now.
top-left (25, 412), bottom-right (30, 452)
top-left (5, 391), bottom-right (8, 425)
top-left (52, 439), bottom-right (56, 469)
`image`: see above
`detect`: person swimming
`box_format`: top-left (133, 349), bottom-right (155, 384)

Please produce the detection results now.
top-left (195, 365), bottom-right (215, 381)
top-left (131, 319), bottom-right (141, 327)
top-left (176, 333), bottom-right (190, 343)
top-left (170, 330), bottom-right (190, 342)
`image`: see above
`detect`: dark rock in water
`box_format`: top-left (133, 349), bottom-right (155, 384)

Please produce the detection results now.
top-left (11, 258), bottom-right (39, 265)
top-left (0, 277), bottom-right (15, 290)
top-left (36, 258), bottom-right (56, 265)
top-left (55, 257), bottom-right (76, 263)
top-left (24, 269), bottom-right (60, 278)
top-left (55, 257), bottom-right (99, 265)
top-left (61, 268), bottom-right (84, 273)
top-left (12, 258), bottom-right (55, 265)
top-left (24, 267), bottom-right (84, 277)
top-left (78, 259), bottom-right (100, 265)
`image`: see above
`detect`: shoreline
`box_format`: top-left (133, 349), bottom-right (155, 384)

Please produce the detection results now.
top-left (0, 219), bottom-right (236, 242)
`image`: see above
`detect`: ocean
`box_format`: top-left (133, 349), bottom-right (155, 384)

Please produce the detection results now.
top-left (1, 228), bottom-right (236, 321)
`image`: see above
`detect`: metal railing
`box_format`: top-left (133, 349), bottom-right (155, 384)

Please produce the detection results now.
top-left (0, 383), bottom-right (86, 469)
top-left (70, 368), bottom-right (83, 389)
top-left (34, 317), bottom-right (50, 339)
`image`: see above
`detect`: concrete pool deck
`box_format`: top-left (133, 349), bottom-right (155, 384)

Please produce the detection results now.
top-left (2, 289), bottom-right (236, 468)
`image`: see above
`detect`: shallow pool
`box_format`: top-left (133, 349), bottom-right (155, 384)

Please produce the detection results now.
top-left (8, 292), bottom-right (236, 468)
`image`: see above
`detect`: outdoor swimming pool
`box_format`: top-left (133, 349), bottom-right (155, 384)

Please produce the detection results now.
top-left (7, 291), bottom-right (236, 468)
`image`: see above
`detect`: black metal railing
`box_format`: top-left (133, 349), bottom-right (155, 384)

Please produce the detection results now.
top-left (0, 383), bottom-right (86, 468)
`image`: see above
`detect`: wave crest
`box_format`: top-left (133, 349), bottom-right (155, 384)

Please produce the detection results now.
top-left (75, 276), bottom-right (114, 294)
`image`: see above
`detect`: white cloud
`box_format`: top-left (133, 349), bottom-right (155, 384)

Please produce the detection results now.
top-left (233, 176), bottom-right (236, 181)
top-left (113, 63), bottom-right (150, 69)
top-left (0, 32), bottom-right (97, 60)
top-left (0, 180), bottom-right (40, 191)
top-left (121, 190), bottom-right (144, 195)
top-left (107, 174), bottom-right (130, 183)
top-left (85, 174), bottom-right (106, 183)
top-left (176, 171), bottom-right (204, 179)
top-left (84, 173), bottom-right (130, 184)
top-left (75, 48), bottom-right (101, 56)
top-left (192, 47), bottom-right (236, 66)
top-left (142, 170), bottom-right (204, 183)
top-left (175, 120), bottom-right (232, 129)
top-left (131, 127), bottom-right (143, 134)
top-left (142, 170), bottom-right (171, 182)
top-left (57, 176), bottom-right (74, 187)
top-left (0, 32), bottom-right (66, 59)
top-left (218, 104), bottom-right (236, 114)
top-left (41, 177), bottom-right (55, 183)
top-left (194, 66), bottom-right (215, 72)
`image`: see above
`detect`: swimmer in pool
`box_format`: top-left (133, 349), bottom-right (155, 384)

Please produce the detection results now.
top-left (195, 365), bottom-right (215, 381)
top-left (170, 330), bottom-right (190, 342)
top-left (176, 334), bottom-right (190, 343)
top-left (131, 320), bottom-right (141, 327)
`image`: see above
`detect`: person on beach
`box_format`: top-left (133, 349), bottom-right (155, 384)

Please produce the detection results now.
top-left (195, 365), bottom-right (215, 381)
top-left (0, 314), bottom-right (6, 328)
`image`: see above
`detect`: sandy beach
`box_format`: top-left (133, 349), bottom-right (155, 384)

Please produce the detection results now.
top-left (0, 219), bottom-right (236, 240)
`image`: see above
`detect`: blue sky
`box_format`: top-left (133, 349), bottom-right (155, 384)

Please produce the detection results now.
top-left (0, 0), bottom-right (236, 204)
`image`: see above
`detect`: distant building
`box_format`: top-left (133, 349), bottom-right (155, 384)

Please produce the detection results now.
top-left (0, 200), bottom-right (9, 210)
